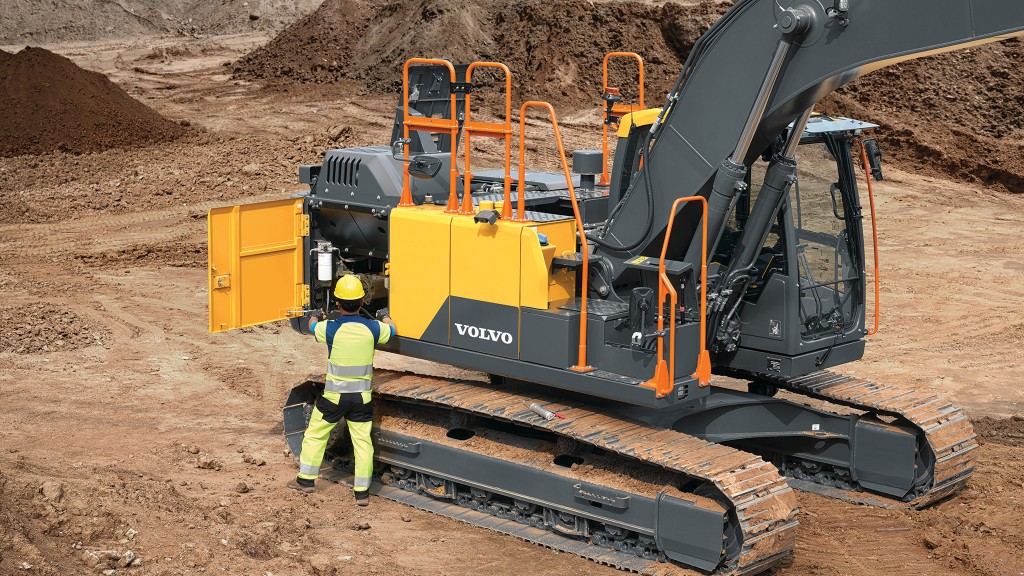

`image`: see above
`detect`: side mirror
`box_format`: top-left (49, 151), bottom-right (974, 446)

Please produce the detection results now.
top-left (863, 139), bottom-right (884, 181)
top-left (408, 155), bottom-right (442, 179)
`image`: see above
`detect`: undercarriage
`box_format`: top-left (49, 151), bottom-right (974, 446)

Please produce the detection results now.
top-left (283, 369), bottom-right (976, 574)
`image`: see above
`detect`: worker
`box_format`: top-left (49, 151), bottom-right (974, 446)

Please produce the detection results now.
top-left (287, 274), bottom-right (395, 506)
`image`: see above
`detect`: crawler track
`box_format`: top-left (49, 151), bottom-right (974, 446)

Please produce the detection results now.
top-left (286, 368), bottom-right (976, 572)
top-left (371, 371), bottom-right (799, 575)
top-left (760, 370), bottom-right (978, 507)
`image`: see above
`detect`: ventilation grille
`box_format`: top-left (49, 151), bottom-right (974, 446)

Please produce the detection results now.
top-left (326, 156), bottom-right (361, 187)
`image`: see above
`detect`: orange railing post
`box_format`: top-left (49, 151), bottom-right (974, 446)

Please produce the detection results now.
top-left (400, 58), bottom-right (461, 212)
top-left (462, 62), bottom-right (514, 218)
top-left (599, 52), bottom-right (645, 187)
top-left (642, 196), bottom-right (710, 398)
top-left (856, 138), bottom-right (881, 335)
top-left (518, 101), bottom-right (592, 372)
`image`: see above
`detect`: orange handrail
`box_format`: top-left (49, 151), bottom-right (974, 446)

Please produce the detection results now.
top-left (462, 62), bottom-right (514, 218)
top-left (856, 138), bottom-right (881, 336)
top-left (518, 101), bottom-right (592, 372)
top-left (642, 196), bottom-right (711, 398)
top-left (400, 58), bottom-right (460, 212)
top-left (599, 52), bottom-right (645, 187)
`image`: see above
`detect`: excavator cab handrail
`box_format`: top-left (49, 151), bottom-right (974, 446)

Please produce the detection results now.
top-left (400, 58), bottom-right (461, 212)
top-left (462, 62), bottom-right (514, 218)
top-left (600, 52), bottom-right (645, 187)
top-left (517, 101), bottom-right (592, 373)
top-left (642, 196), bottom-right (711, 398)
top-left (855, 137), bottom-right (881, 335)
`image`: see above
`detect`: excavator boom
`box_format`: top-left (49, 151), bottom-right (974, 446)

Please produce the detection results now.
top-left (600, 0), bottom-right (1024, 273)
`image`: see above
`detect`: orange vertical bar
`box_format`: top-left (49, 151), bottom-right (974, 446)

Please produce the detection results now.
top-left (499, 66), bottom-right (513, 221)
top-left (599, 52), bottom-right (645, 187)
top-left (857, 138), bottom-right (881, 335)
top-left (463, 80), bottom-right (474, 215)
top-left (518, 101), bottom-right (592, 372)
top-left (502, 131), bottom-right (513, 220)
top-left (516, 111), bottom-right (529, 222)
top-left (400, 60), bottom-right (414, 207)
top-left (400, 58), bottom-right (459, 209)
top-left (642, 196), bottom-right (709, 398)
top-left (446, 83), bottom-right (460, 214)
top-left (463, 62), bottom-right (513, 217)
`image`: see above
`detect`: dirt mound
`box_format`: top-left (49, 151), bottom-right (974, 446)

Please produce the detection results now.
top-left (237, 0), bottom-right (1024, 192)
top-left (819, 38), bottom-right (1024, 193)
top-left (234, 0), bottom-right (728, 104)
top-left (974, 416), bottom-right (1024, 447)
top-left (75, 237), bottom-right (205, 269)
top-left (0, 0), bottom-right (323, 44)
top-left (232, 0), bottom-right (370, 85)
top-left (0, 304), bottom-right (107, 354)
top-left (0, 47), bottom-right (186, 157)
top-left (490, 1), bottom-right (726, 104)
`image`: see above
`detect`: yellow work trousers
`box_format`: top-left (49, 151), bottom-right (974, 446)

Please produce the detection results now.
top-left (297, 390), bottom-right (374, 491)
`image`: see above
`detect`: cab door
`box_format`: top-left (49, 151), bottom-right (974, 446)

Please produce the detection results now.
top-left (207, 198), bottom-right (309, 333)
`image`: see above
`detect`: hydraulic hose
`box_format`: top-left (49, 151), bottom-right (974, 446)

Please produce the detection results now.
top-left (589, 156), bottom-right (655, 251)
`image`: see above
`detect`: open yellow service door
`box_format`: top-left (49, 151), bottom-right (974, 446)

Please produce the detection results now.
top-left (208, 198), bottom-right (309, 333)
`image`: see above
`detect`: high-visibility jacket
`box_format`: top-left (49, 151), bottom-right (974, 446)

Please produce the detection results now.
top-left (313, 315), bottom-right (394, 393)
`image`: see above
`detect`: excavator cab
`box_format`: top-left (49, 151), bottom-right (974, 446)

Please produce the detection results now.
top-left (789, 124), bottom-right (868, 341)
top-left (724, 115), bottom-right (876, 362)
top-left (612, 109), bottom-right (878, 376)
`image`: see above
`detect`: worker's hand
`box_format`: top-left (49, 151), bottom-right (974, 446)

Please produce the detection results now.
top-left (381, 316), bottom-right (395, 327)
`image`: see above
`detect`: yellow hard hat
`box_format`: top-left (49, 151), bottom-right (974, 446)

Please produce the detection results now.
top-left (333, 274), bottom-right (365, 300)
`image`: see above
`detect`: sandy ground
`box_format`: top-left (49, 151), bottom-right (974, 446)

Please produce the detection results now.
top-left (2, 34), bottom-right (1024, 576)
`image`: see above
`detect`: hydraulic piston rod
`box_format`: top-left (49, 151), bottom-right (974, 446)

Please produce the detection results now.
top-left (706, 8), bottom-right (813, 256)
top-left (711, 108), bottom-right (814, 349)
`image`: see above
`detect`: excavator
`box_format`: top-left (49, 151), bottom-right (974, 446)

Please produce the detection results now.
top-left (208, 1), bottom-right (1024, 573)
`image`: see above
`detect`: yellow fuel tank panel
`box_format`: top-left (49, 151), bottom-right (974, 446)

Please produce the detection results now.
top-left (207, 198), bottom-right (307, 334)
top-left (450, 215), bottom-right (576, 310)
top-left (388, 205), bottom-right (454, 341)
top-left (451, 216), bottom-right (524, 307)
top-left (388, 207), bottom-right (578, 344)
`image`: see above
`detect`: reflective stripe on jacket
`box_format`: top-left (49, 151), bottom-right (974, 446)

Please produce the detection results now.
top-left (313, 315), bottom-right (393, 393)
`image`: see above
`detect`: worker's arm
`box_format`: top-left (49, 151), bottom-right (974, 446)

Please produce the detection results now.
top-left (311, 316), bottom-right (328, 343)
top-left (308, 314), bottom-right (319, 333)
top-left (376, 316), bottom-right (395, 345)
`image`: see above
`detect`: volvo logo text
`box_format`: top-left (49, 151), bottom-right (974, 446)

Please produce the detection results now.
top-left (454, 323), bottom-right (513, 344)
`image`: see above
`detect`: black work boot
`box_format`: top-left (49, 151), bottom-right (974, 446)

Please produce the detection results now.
top-left (354, 490), bottom-right (369, 506)
top-left (287, 478), bottom-right (315, 493)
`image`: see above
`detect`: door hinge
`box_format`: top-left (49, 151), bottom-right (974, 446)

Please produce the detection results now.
top-left (289, 283), bottom-right (310, 316)
top-left (295, 204), bottom-right (310, 237)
